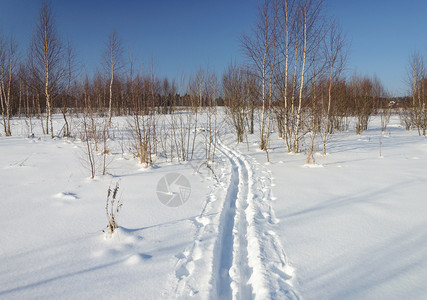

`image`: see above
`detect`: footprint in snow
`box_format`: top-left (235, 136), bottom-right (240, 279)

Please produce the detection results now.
top-left (195, 216), bottom-right (210, 226)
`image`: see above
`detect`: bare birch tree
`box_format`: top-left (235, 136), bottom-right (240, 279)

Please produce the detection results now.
top-left (242, 0), bottom-right (276, 152)
top-left (265, 0), bottom-right (278, 162)
top-left (407, 52), bottom-right (426, 136)
top-left (223, 62), bottom-right (248, 143)
top-left (322, 20), bottom-right (346, 154)
top-left (31, 0), bottom-right (65, 138)
top-left (0, 34), bottom-right (18, 136)
top-left (277, 0), bottom-right (294, 152)
top-left (293, 0), bottom-right (324, 152)
top-left (105, 31), bottom-right (123, 127)
top-left (61, 42), bottom-right (77, 137)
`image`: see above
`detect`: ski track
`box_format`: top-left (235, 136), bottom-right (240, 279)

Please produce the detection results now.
top-left (172, 138), bottom-right (299, 300)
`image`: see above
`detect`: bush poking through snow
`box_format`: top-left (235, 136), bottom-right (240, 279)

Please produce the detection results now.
top-left (197, 161), bottom-right (219, 183)
top-left (105, 181), bottom-right (122, 236)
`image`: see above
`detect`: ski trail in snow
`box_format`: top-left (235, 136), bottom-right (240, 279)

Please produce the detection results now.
top-left (212, 141), bottom-right (252, 300)
top-left (213, 140), bottom-right (299, 300)
top-left (171, 139), bottom-right (298, 299)
top-left (171, 152), bottom-right (231, 299)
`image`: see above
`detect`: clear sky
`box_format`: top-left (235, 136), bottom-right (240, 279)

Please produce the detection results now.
top-left (1, 0), bottom-right (426, 96)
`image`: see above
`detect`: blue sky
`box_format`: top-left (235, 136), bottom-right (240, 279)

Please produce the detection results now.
top-left (328, 0), bottom-right (427, 96)
top-left (1, 0), bottom-right (426, 96)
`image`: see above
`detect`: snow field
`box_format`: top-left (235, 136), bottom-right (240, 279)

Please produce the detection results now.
top-left (1, 113), bottom-right (427, 299)
top-left (237, 116), bottom-right (427, 299)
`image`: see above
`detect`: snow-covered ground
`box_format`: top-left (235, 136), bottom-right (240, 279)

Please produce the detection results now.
top-left (1, 113), bottom-right (426, 299)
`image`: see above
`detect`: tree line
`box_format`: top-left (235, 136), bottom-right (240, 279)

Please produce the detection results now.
top-left (1, 0), bottom-right (426, 164)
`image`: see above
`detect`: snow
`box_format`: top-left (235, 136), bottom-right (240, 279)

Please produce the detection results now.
top-left (0, 117), bottom-right (211, 299)
top-left (234, 118), bottom-right (427, 299)
top-left (1, 114), bottom-right (426, 299)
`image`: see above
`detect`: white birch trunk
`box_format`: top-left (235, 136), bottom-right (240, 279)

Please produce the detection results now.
top-left (293, 6), bottom-right (307, 153)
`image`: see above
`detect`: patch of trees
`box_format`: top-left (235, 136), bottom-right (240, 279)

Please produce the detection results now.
top-left (225, 0), bottom-right (426, 163)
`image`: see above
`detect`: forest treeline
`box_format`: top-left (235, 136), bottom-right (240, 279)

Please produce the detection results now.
top-left (1, 0), bottom-right (426, 164)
